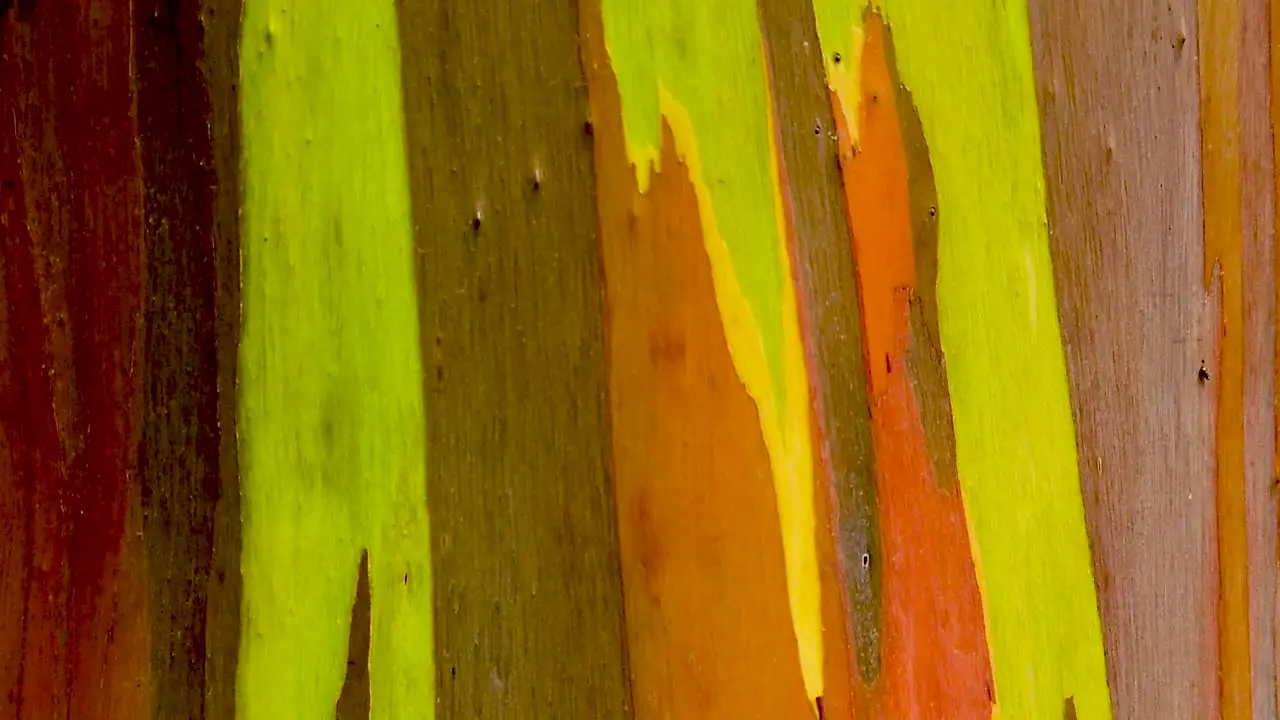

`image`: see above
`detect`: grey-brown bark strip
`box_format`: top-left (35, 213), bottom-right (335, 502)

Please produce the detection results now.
top-left (1029, 0), bottom-right (1219, 715)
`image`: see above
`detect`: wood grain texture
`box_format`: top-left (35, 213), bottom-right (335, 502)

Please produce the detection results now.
top-left (1271, 0), bottom-right (1280, 711)
top-left (5, 1), bottom-right (1280, 717)
top-left (0, 2), bottom-right (151, 718)
top-left (396, 1), bottom-right (633, 717)
top-left (1029, 0), bottom-right (1220, 716)
top-left (1240, 0), bottom-right (1277, 709)
top-left (2, 2), bottom-right (243, 716)
top-left (1200, 0), bottom-right (1254, 713)
top-left (135, 0), bottom-right (226, 715)
top-left (200, 0), bottom-right (246, 714)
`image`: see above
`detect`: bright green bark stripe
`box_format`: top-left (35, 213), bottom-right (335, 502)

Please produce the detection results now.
top-left (237, 1), bottom-right (434, 718)
top-left (876, 1), bottom-right (1112, 717)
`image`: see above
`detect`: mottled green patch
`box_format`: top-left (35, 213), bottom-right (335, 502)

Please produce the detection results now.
top-left (237, 0), bottom-right (434, 717)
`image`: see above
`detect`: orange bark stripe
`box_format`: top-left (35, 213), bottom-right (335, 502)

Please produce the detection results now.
top-left (835, 14), bottom-right (992, 717)
top-left (1199, 0), bottom-right (1253, 713)
top-left (582, 6), bottom-right (813, 717)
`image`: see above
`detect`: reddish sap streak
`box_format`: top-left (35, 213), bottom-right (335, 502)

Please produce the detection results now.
top-left (833, 15), bottom-right (992, 718)
top-left (1, 3), bottom-right (151, 717)
top-left (1, 85), bottom-right (72, 717)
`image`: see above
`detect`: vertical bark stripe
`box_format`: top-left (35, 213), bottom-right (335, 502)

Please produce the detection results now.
top-left (839, 13), bottom-right (993, 716)
top-left (874, 0), bottom-right (1113, 715)
top-left (398, 0), bottom-right (632, 715)
top-left (1200, 0), bottom-right (1254, 715)
top-left (585, 12), bottom-right (813, 712)
top-left (237, 0), bottom-right (434, 715)
top-left (600, 0), bottom-right (825, 702)
top-left (1, 3), bottom-right (151, 717)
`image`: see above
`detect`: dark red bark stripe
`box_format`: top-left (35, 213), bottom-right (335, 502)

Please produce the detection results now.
top-left (1, 1), bottom-right (150, 717)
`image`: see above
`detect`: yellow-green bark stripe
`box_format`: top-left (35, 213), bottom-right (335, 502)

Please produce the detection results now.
top-left (237, 0), bottom-right (434, 717)
top-left (875, 0), bottom-right (1113, 716)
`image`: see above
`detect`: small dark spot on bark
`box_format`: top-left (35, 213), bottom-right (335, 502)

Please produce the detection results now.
top-left (1175, 33), bottom-right (1186, 51)
top-left (985, 680), bottom-right (994, 701)
top-left (928, 206), bottom-right (937, 218)
top-left (403, 572), bottom-right (409, 585)
top-left (450, 666), bottom-right (457, 678)
top-left (583, 120), bottom-right (594, 136)
top-left (870, 92), bottom-right (879, 103)
top-left (471, 215), bottom-right (482, 232)
top-left (885, 354), bottom-right (892, 374)
top-left (2, 179), bottom-right (15, 190)
top-left (436, 366), bottom-right (445, 382)
top-left (1199, 362), bottom-right (1210, 384)
top-left (434, 335), bottom-right (442, 348)
top-left (833, 52), bottom-right (842, 64)
top-left (861, 552), bottom-right (871, 570)
top-left (815, 696), bottom-right (826, 719)
top-left (814, 124), bottom-right (821, 136)
top-left (531, 176), bottom-right (540, 192)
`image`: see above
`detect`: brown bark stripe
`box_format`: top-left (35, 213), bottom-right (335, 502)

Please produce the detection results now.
top-left (1030, 0), bottom-right (1220, 714)
top-left (200, 0), bottom-right (247, 713)
top-left (396, 0), bottom-right (633, 716)
top-left (135, 0), bottom-right (233, 715)
top-left (1239, 0), bottom-right (1278, 714)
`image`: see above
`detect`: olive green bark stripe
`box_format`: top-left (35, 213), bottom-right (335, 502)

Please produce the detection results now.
top-left (237, 0), bottom-right (434, 717)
